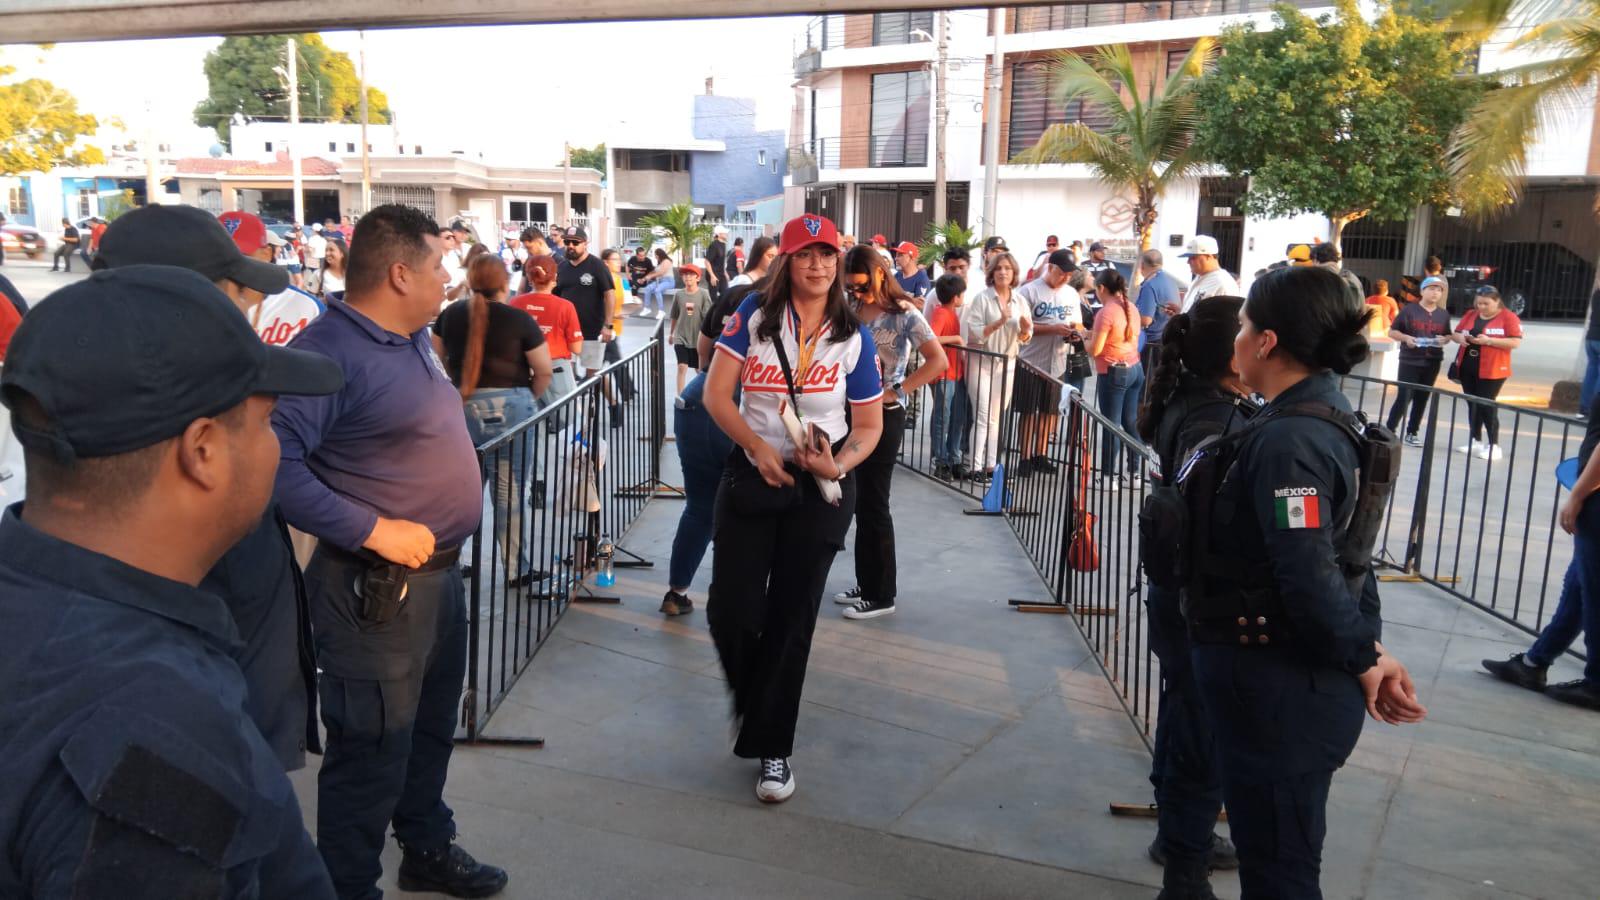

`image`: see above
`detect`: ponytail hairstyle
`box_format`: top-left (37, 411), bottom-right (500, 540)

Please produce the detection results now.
top-left (1244, 266), bottom-right (1371, 375)
top-left (1095, 268), bottom-right (1135, 343)
top-left (1136, 295), bottom-right (1244, 442)
top-left (458, 253), bottom-right (511, 399)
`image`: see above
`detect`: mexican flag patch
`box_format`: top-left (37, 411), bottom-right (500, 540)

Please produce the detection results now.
top-left (1274, 488), bottom-right (1321, 529)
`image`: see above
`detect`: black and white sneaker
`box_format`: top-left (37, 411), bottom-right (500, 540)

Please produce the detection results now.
top-left (757, 757), bottom-right (795, 803)
top-left (1404, 432), bottom-right (1422, 447)
top-left (833, 585), bottom-right (863, 605)
top-left (843, 597), bottom-right (896, 620)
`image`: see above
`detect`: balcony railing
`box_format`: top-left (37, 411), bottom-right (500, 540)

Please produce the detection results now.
top-left (800, 14), bottom-right (846, 52)
top-left (869, 132), bottom-right (929, 168)
top-left (1012, 0), bottom-right (1328, 33)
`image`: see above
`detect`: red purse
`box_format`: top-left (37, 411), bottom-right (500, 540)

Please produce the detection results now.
top-left (1067, 412), bottom-right (1101, 572)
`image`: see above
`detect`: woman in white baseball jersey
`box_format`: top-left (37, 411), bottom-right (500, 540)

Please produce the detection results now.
top-left (703, 213), bottom-right (885, 804)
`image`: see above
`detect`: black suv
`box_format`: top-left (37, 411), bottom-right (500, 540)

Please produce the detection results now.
top-left (1436, 241), bottom-right (1595, 318)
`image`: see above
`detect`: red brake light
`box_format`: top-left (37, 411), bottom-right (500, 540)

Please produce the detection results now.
top-left (1480, 266), bottom-right (1495, 279)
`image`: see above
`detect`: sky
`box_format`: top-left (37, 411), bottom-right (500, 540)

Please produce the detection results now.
top-left (1, 17), bottom-right (806, 164)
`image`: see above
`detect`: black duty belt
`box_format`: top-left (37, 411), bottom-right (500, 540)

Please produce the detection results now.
top-left (1189, 615), bottom-right (1292, 647)
top-left (317, 540), bottom-right (461, 574)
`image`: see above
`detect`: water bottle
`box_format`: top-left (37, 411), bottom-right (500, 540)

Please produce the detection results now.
top-left (595, 534), bottom-right (615, 587)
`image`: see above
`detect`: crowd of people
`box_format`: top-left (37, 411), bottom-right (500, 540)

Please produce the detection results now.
top-left (1, 196), bottom-right (1593, 900)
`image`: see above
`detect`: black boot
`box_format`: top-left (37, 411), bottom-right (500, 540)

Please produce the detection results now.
top-left (1156, 855), bottom-right (1217, 900)
top-left (397, 842), bottom-right (508, 898)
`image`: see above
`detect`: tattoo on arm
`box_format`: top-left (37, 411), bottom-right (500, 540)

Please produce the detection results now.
top-left (846, 440), bottom-right (862, 455)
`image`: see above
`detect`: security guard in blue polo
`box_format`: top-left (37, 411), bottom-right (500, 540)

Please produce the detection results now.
top-left (0, 266), bottom-right (343, 898)
top-left (1181, 267), bottom-right (1427, 899)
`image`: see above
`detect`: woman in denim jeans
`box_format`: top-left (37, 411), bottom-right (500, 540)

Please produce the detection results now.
top-left (1089, 268), bottom-right (1145, 490)
top-left (435, 255), bottom-right (554, 585)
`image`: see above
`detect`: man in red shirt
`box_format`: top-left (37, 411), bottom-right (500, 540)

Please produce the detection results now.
top-left (511, 255), bottom-right (584, 404)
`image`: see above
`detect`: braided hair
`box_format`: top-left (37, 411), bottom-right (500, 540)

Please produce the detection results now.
top-left (1135, 294), bottom-right (1245, 443)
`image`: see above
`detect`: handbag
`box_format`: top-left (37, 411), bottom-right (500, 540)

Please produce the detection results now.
top-left (1065, 347), bottom-right (1093, 381)
top-left (1448, 315), bottom-right (1488, 383)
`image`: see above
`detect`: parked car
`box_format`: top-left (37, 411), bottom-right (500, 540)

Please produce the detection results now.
top-left (1, 225), bottom-right (46, 259)
top-left (1436, 241), bottom-right (1596, 319)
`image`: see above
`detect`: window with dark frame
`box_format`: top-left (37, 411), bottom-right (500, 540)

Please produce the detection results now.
top-left (873, 11), bottom-right (935, 46)
top-left (1006, 61), bottom-right (1118, 160)
top-left (870, 70), bottom-right (931, 167)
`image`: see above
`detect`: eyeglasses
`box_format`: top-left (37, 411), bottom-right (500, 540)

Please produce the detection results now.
top-left (564, 239), bottom-right (584, 246)
top-left (790, 248), bottom-right (839, 267)
top-left (844, 281), bottom-right (871, 295)
top-left (1047, 243), bottom-right (1059, 248)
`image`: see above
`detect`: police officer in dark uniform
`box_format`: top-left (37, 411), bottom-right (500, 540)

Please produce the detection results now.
top-left (1185, 266), bottom-right (1427, 898)
top-left (0, 266), bottom-right (342, 898)
top-left (1135, 295), bottom-right (1253, 898)
top-left (94, 204), bottom-right (323, 772)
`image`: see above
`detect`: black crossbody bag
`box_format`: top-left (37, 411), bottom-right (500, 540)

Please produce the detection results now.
top-left (725, 329), bottom-right (807, 515)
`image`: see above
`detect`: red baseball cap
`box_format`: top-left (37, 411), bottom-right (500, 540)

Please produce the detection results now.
top-left (780, 213), bottom-right (841, 254)
top-left (218, 211), bottom-right (284, 254)
top-left (871, 233), bottom-right (888, 245)
top-left (894, 241), bottom-right (919, 256)
top-left (679, 264), bottom-right (702, 277)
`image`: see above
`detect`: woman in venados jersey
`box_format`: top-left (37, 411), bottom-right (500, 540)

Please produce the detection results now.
top-left (702, 214), bottom-right (884, 804)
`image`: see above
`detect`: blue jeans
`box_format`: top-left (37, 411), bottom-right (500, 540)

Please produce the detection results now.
top-left (669, 373), bottom-right (734, 590)
top-left (1582, 340), bottom-right (1600, 416)
top-left (929, 378), bottom-right (970, 467)
top-left (464, 387), bottom-right (538, 577)
top-left (1094, 362), bottom-right (1145, 477)
top-left (1528, 492), bottom-right (1600, 683)
top-left (643, 278), bottom-right (675, 313)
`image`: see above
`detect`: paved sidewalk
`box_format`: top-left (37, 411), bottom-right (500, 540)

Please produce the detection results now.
top-left (292, 440), bottom-right (1599, 900)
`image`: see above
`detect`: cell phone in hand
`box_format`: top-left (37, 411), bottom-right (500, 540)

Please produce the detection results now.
top-left (806, 422), bottom-right (827, 454)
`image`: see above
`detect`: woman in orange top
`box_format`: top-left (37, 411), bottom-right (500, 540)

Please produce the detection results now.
top-left (1449, 284), bottom-right (1523, 460)
top-left (1089, 268), bottom-right (1146, 489)
top-left (1364, 279), bottom-right (1399, 328)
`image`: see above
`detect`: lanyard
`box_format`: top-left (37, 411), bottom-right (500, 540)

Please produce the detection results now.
top-left (788, 303), bottom-right (828, 389)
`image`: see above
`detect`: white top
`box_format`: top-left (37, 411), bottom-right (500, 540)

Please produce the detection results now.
top-left (251, 286), bottom-right (325, 347)
top-left (729, 273), bottom-right (754, 288)
top-left (442, 248), bottom-right (466, 290)
top-left (306, 233), bottom-right (328, 262)
top-left (1182, 267), bottom-right (1241, 312)
top-left (961, 287), bottom-right (1032, 358)
top-left (320, 271), bottom-right (345, 294)
top-left (715, 295), bottom-right (882, 462)
top-left (1015, 277), bottom-right (1084, 377)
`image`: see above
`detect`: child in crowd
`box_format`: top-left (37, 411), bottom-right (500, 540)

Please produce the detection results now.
top-left (1366, 279), bottom-right (1399, 328)
top-left (927, 274), bottom-right (970, 480)
top-left (669, 265), bottom-right (710, 395)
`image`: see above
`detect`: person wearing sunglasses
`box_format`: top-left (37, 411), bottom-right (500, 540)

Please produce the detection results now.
top-left (830, 247), bottom-right (947, 622)
top-left (703, 213), bottom-right (884, 804)
top-left (552, 226), bottom-right (617, 380)
top-left (1027, 233), bottom-right (1061, 281)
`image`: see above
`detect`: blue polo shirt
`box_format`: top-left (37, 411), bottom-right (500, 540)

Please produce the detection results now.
top-left (0, 506), bottom-right (334, 898)
top-left (272, 300), bottom-right (482, 552)
top-left (1137, 269), bottom-right (1179, 351)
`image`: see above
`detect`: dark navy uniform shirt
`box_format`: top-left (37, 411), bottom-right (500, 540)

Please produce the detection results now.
top-left (0, 506), bottom-right (334, 899)
top-left (272, 300), bottom-right (482, 551)
top-left (1199, 372), bottom-right (1382, 675)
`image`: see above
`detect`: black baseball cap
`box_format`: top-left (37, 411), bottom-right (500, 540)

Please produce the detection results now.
top-left (96, 205), bottom-right (289, 296)
top-left (984, 236), bottom-right (1008, 252)
top-left (2, 266), bottom-right (343, 462)
top-left (1089, 241), bottom-right (1106, 252)
top-left (1048, 249), bottom-right (1078, 272)
top-left (562, 226), bottom-right (589, 242)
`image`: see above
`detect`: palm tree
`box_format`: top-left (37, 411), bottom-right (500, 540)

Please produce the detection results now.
top-left (917, 220), bottom-right (982, 268)
top-left (1444, 0), bottom-right (1600, 216)
top-left (635, 202), bottom-right (713, 266)
top-left (1012, 39), bottom-right (1216, 255)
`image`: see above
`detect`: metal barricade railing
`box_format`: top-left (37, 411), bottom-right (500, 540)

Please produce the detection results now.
top-left (1335, 372), bottom-right (1584, 649)
top-left (895, 344), bottom-right (1016, 502)
top-left (460, 322), bottom-right (668, 742)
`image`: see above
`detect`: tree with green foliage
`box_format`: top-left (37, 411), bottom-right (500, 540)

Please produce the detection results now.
top-left (917, 220), bottom-right (982, 268)
top-left (1194, 0), bottom-right (1484, 249)
top-left (0, 55), bottom-right (104, 174)
top-left (635, 202), bottom-right (713, 266)
top-left (1014, 39), bottom-right (1216, 254)
top-left (1440, 0), bottom-right (1600, 216)
top-left (193, 34), bottom-right (392, 150)
top-left (567, 143), bottom-right (605, 171)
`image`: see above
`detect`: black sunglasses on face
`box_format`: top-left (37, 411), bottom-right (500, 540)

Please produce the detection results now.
top-left (564, 239), bottom-right (584, 246)
top-left (844, 283), bottom-right (871, 294)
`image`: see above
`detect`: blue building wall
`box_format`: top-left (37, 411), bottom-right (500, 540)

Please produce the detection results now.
top-left (689, 95), bottom-right (786, 221)
top-left (3, 177), bottom-right (37, 227)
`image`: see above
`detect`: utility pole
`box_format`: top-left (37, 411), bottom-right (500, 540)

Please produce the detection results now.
top-left (981, 7), bottom-right (1005, 237)
top-left (562, 141), bottom-right (572, 229)
top-left (142, 99), bottom-right (159, 208)
top-left (287, 37), bottom-right (304, 227)
top-left (359, 30), bottom-right (371, 215)
top-left (933, 11), bottom-right (949, 227)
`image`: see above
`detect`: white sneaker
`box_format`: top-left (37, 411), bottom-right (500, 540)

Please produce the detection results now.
top-left (1476, 443), bottom-right (1504, 461)
top-left (833, 585), bottom-right (863, 605)
top-left (757, 757), bottom-right (795, 803)
top-left (1456, 440), bottom-right (1483, 455)
top-left (1097, 474), bottom-right (1122, 492)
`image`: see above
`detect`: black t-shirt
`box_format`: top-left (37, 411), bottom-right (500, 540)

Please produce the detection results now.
top-left (1587, 289), bottom-right (1600, 342)
top-left (1391, 302), bottom-right (1452, 364)
top-left (1582, 396), bottom-right (1600, 467)
top-left (554, 253), bottom-right (614, 339)
top-left (626, 254), bottom-right (653, 285)
top-left (436, 299), bottom-right (546, 390)
top-left (705, 240), bottom-right (727, 283)
top-left (62, 226), bottom-right (79, 242)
